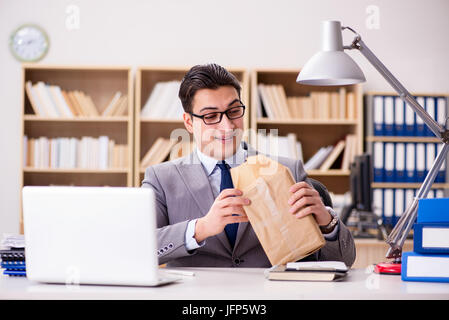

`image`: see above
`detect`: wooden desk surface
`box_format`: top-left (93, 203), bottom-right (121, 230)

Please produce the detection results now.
top-left (1, 267), bottom-right (448, 300)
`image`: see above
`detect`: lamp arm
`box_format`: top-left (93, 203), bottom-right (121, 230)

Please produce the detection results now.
top-left (343, 28), bottom-right (449, 261)
top-left (346, 34), bottom-right (446, 140)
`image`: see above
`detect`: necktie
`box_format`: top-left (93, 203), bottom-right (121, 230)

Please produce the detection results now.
top-left (217, 160), bottom-right (238, 249)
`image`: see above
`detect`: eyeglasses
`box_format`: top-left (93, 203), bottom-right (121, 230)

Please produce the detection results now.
top-left (189, 105), bottom-right (246, 125)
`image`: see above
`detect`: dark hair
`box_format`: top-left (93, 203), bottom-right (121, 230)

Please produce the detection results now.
top-left (178, 63), bottom-right (241, 113)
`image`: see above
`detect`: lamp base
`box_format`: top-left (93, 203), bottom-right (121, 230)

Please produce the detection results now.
top-left (374, 261), bottom-right (401, 275)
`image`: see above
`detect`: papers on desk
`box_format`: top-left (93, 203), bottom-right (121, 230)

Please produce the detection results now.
top-left (1, 234), bottom-right (25, 249)
top-left (265, 261), bottom-right (349, 282)
top-left (0, 234), bottom-right (26, 277)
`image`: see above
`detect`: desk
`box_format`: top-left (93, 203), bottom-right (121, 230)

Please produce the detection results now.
top-left (1, 268), bottom-right (448, 300)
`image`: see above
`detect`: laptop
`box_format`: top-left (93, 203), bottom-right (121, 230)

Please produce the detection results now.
top-left (22, 186), bottom-right (179, 286)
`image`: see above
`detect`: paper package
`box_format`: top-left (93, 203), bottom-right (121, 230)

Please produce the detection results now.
top-left (231, 155), bottom-right (325, 266)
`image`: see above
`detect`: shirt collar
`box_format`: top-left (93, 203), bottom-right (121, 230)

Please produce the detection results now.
top-left (196, 143), bottom-right (247, 176)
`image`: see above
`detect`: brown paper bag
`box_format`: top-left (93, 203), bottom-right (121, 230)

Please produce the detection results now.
top-left (231, 155), bottom-right (325, 266)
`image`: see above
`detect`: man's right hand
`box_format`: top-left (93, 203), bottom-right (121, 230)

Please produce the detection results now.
top-left (194, 188), bottom-right (250, 243)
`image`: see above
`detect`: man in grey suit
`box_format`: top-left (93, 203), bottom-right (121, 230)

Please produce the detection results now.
top-left (142, 64), bottom-right (356, 268)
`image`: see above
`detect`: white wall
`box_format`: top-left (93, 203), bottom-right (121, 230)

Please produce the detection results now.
top-left (1, 0), bottom-right (448, 235)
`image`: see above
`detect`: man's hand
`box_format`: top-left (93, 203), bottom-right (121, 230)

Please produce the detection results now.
top-left (288, 181), bottom-right (332, 226)
top-left (194, 188), bottom-right (250, 243)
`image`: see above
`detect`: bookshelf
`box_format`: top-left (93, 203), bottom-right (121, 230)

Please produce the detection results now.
top-left (134, 66), bottom-right (249, 186)
top-left (20, 64), bottom-right (134, 232)
top-left (250, 68), bottom-right (363, 194)
top-left (365, 92), bottom-right (449, 227)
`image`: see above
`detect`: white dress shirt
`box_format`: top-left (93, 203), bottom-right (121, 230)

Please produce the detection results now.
top-left (185, 145), bottom-right (339, 251)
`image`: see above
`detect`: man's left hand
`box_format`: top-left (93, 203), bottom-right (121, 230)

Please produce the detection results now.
top-left (287, 181), bottom-right (332, 226)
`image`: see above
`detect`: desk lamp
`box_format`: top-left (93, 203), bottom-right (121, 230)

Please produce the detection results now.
top-left (297, 20), bottom-right (449, 274)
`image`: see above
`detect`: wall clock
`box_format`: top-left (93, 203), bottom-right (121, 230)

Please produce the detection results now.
top-left (10, 24), bottom-right (49, 62)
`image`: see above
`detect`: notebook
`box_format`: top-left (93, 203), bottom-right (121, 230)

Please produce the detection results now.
top-left (266, 261), bottom-right (349, 281)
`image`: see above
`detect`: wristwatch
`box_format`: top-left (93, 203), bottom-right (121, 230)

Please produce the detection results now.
top-left (319, 214), bottom-right (339, 234)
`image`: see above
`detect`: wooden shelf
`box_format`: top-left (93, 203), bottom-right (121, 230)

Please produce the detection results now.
top-left (366, 136), bottom-right (441, 143)
top-left (372, 182), bottom-right (449, 189)
top-left (23, 167), bottom-right (129, 174)
top-left (134, 66), bottom-right (249, 186)
top-left (139, 118), bottom-right (184, 124)
top-left (20, 65), bottom-right (135, 233)
top-left (307, 169), bottom-right (350, 176)
top-left (257, 118), bottom-right (358, 125)
top-left (251, 68), bottom-right (364, 195)
top-left (24, 115), bottom-right (130, 122)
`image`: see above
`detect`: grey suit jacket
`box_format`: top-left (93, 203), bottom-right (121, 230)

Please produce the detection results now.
top-left (142, 142), bottom-right (356, 268)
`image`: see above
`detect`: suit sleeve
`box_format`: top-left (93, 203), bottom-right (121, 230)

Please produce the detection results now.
top-left (293, 159), bottom-right (357, 268)
top-left (142, 165), bottom-right (197, 265)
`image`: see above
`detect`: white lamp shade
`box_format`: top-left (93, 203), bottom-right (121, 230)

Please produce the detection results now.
top-left (297, 20), bottom-right (366, 86)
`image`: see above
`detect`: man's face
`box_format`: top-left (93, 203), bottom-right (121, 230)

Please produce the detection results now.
top-left (183, 85), bottom-right (244, 160)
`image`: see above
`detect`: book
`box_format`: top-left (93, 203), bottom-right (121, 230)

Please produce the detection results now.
top-left (255, 132), bottom-right (303, 161)
top-left (169, 140), bottom-right (196, 160)
top-left (286, 260), bottom-right (349, 272)
top-left (401, 251), bottom-right (449, 283)
top-left (413, 222), bottom-right (449, 254)
top-left (101, 91), bottom-right (122, 116)
top-left (140, 137), bottom-right (178, 167)
top-left (34, 81), bottom-right (59, 117)
top-left (341, 134), bottom-right (356, 170)
top-left (140, 81), bottom-right (182, 119)
top-left (417, 198), bottom-right (449, 223)
top-left (258, 84), bottom-right (276, 119)
top-left (266, 261), bottom-right (348, 281)
top-left (0, 249), bottom-right (25, 261)
top-left (23, 135), bottom-right (128, 170)
top-left (319, 139), bottom-right (346, 171)
top-left (25, 81), bottom-right (45, 116)
top-left (49, 85), bottom-right (74, 118)
top-left (304, 146), bottom-right (334, 170)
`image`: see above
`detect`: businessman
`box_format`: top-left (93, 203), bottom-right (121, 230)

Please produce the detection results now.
top-left (142, 63), bottom-right (356, 268)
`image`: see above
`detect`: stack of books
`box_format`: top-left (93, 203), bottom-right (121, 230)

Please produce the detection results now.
top-left (0, 234), bottom-right (26, 277)
top-left (23, 135), bottom-right (129, 170)
top-left (140, 138), bottom-right (195, 168)
top-left (257, 84), bottom-right (356, 120)
top-left (255, 132), bottom-right (303, 162)
top-left (140, 81), bottom-right (183, 120)
top-left (25, 81), bottom-right (128, 118)
top-left (401, 198), bottom-right (449, 282)
top-left (304, 134), bottom-right (357, 171)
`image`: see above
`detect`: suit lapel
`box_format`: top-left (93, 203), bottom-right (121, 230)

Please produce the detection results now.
top-left (176, 150), bottom-right (232, 253)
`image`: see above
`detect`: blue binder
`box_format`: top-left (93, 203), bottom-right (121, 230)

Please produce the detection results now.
top-left (415, 96), bottom-right (426, 137)
top-left (425, 97), bottom-right (436, 137)
top-left (415, 143), bottom-right (426, 183)
top-left (373, 96), bottom-right (384, 136)
top-left (394, 143), bottom-right (406, 182)
top-left (413, 222), bottom-right (449, 254)
top-left (404, 101), bottom-right (416, 136)
top-left (405, 143), bottom-right (416, 183)
top-left (401, 251), bottom-right (449, 283)
top-left (384, 96), bottom-right (395, 136)
top-left (394, 97), bottom-right (406, 136)
top-left (384, 143), bottom-right (395, 182)
top-left (373, 142), bottom-right (384, 182)
top-left (3, 269), bottom-right (26, 277)
top-left (417, 198), bottom-right (449, 223)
